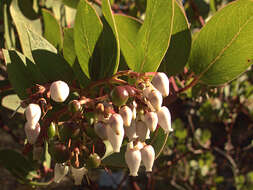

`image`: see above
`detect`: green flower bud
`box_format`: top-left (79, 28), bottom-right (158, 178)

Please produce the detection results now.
top-left (110, 86), bottom-right (129, 106)
top-left (47, 122), bottom-right (56, 140)
top-left (86, 153), bottom-right (101, 169)
top-left (68, 100), bottom-right (81, 113)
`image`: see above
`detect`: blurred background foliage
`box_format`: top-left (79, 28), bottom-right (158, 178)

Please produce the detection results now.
top-left (0, 0), bottom-right (253, 189)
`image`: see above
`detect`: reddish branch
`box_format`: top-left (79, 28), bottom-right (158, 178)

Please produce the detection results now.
top-left (129, 177), bottom-right (141, 190)
top-left (188, 0), bottom-right (205, 27)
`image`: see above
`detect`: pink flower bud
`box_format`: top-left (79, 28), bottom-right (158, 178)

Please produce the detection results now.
top-left (144, 112), bottom-right (158, 132)
top-left (157, 106), bottom-right (173, 133)
top-left (94, 122), bottom-right (108, 140)
top-left (148, 90), bottom-right (163, 111)
top-left (124, 120), bottom-right (138, 141)
top-left (125, 143), bottom-right (142, 176)
top-left (50, 81), bottom-right (70, 102)
top-left (54, 163), bottom-right (69, 183)
top-left (109, 113), bottom-right (124, 135)
top-left (136, 121), bottom-right (150, 141)
top-left (25, 104), bottom-right (41, 124)
top-left (71, 166), bottom-right (87, 185)
top-left (106, 124), bottom-right (124, 152)
top-left (119, 106), bottom-right (133, 127)
top-left (141, 145), bottom-right (155, 172)
top-left (24, 122), bottom-right (41, 144)
top-left (152, 72), bottom-right (169, 97)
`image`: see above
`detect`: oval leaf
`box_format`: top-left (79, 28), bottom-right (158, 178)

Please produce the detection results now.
top-left (3, 49), bottom-right (34, 99)
top-left (2, 94), bottom-right (24, 114)
top-left (135, 0), bottom-right (174, 72)
top-left (115, 14), bottom-right (142, 71)
top-left (100, 0), bottom-right (120, 77)
top-left (189, 0), bottom-right (253, 85)
top-left (160, 1), bottom-right (192, 76)
top-left (74, 0), bottom-right (103, 79)
top-left (10, 0), bottom-right (42, 60)
top-left (27, 29), bottom-right (74, 83)
top-left (42, 9), bottom-right (63, 50)
top-left (63, 28), bottom-right (90, 87)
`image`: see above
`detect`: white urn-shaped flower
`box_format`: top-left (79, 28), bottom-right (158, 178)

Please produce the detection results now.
top-left (54, 163), bottom-right (69, 183)
top-left (152, 72), bottom-right (170, 97)
top-left (50, 80), bottom-right (70, 102)
top-left (125, 142), bottom-right (142, 176)
top-left (25, 103), bottom-right (41, 124)
top-left (157, 106), bottom-right (173, 133)
top-left (24, 122), bottom-right (41, 144)
top-left (119, 106), bottom-right (133, 127)
top-left (141, 145), bottom-right (155, 172)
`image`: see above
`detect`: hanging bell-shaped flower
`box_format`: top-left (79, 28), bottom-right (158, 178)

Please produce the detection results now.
top-left (147, 90), bottom-right (163, 111)
top-left (152, 72), bottom-right (170, 97)
top-left (125, 143), bottom-right (142, 176)
top-left (108, 113), bottom-right (124, 135)
top-left (71, 166), bottom-right (87, 185)
top-left (94, 122), bottom-right (108, 140)
top-left (106, 124), bottom-right (124, 152)
top-left (54, 163), bottom-right (69, 183)
top-left (136, 121), bottom-right (150, 142)
top-left (24, 122), bottom-right (41, 144)
top-left (129, 100), bottom-right (137, 120)
top-left (25, 103), bottom-right (41, 124)
top-left (144, 112), bottom-right (158, 132)
top-left (157, 106), bottom-right (173, 133)
top-left (141, 145), bottom-right (155, 172)
top-left (119, 106), bottom-right (133, 127)
top-left (124, 120), bottom-right (138, 141)
top-left (50, 80), bottom-right (70, 102)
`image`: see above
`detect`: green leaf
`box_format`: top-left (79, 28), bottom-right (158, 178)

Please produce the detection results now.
top-left (189, 0), bottom-right (253, 85)
top-left (27, 29), bottom-right (74, 83)
top-left (63, 28), bottom-right (89, 87)
top-left (1, 94), bottom-right (25, 114)
top-left (62, 0), bottom-right (80, 8)
top-left (63, 28), bottom-right (75, 67)
top-left (10, 0), bottom-right (42, 60)
top-left (42, 9), bottom-right (63, 50)
top-left (74, 0), bottom-right (103, 79)
top-left (148, 127), bottom-right (169, 159)
top-left (3, 49), bottom-right (34, 99)
top-left (89, 0), bottom-right (120, 80)
top-left (101, 140), bottom-right (114, 160)
top-left (160, 1), bottom-right (191, 76)
top-left (3, 2), bottom-right (15, 49)
top-left (99, 0), bottom-right (120, 77)
top-left (0, 149), bottom-right (39, 181)
top-left (102, 144), bottom-right (126, 168)
top-left (135, 0), bottom-right (174, 72)
top-left (115, 14), bottom-right (142, 70)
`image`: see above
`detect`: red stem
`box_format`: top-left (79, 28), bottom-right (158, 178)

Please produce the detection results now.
top-left (169, 76), bottom-right (179, 92)
top-left (177, 76), bottom-right (199, 94)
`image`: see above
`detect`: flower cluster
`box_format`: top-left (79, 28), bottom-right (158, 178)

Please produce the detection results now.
top-left (22, 71), bottom-right (172, 184)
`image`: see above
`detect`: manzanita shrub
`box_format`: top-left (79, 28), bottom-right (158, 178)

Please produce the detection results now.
top-left (1, 0), bottom-right (253, 189)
